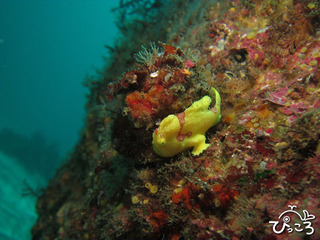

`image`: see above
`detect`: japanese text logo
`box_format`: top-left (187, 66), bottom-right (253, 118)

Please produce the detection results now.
top-left (269, 205), bottom-right (315, 236)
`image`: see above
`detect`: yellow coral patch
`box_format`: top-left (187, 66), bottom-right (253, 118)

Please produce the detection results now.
top-left (145, 182), bottom-right (152, 189)
top-left (150, 185), bottom-right (158, 194)
top-left (132, 195), bottom-right (140, 204)
top-left (174, 187), bottom-right (183, 194)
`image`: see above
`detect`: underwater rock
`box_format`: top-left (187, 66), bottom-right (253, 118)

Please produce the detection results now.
top-left (33, 1), bottom-right (320, 239)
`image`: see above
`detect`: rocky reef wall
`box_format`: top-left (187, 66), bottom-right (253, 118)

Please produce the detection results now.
top-left (32, 1), bottom-right (320, 239)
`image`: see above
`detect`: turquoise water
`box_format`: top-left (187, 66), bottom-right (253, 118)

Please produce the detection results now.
top-left (0, 1), bottom-right (119, 239)
top-left (0, 152), bottom-right (43, 240)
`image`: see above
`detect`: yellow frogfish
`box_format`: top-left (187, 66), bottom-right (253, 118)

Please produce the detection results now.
top-left (152, 87), bottom-right (221, 157)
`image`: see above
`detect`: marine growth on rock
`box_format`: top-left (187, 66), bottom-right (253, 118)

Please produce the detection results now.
top-left (32, 1), bottom-right (320, 239)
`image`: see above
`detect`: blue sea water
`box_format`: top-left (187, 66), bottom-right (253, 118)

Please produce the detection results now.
top-left (0, 1), bottom-right (119, 239)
